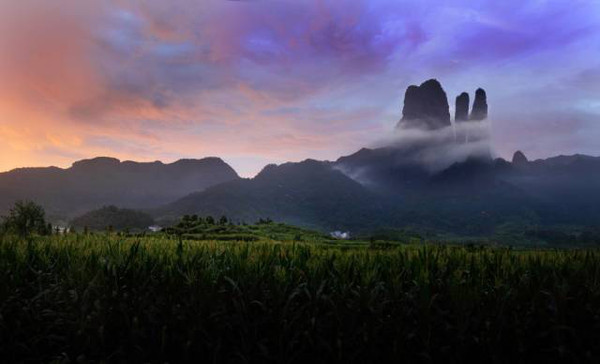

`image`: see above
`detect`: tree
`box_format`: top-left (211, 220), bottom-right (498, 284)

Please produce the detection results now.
top-left (71, 206), bottom-right (154, 232)
top-left (2, 200), bottom-right (50, 237)
top-left (206, 216), bottom-right (215, 225)
top-left (219, 216), bottom-right (228, 225)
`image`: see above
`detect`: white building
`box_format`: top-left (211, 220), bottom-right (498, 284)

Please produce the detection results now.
top-left (330, 231), bottom-right (350, 239)
top-left (148, 225), bottom-right (162, 232)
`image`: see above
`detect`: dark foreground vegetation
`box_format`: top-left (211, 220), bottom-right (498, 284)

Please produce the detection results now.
top-left (164, 215), bottom-right (336, 243)
top-left (1, 234), bottom-right (599, 363)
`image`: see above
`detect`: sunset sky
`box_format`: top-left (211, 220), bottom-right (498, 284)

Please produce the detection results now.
top-left (1, 0), bottom-right (599, 177)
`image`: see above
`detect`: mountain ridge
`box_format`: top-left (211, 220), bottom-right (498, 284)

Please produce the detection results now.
top-left (3, 77), bottom-right (600, 240)
top-left (0, 156), bottom-right (240, 220)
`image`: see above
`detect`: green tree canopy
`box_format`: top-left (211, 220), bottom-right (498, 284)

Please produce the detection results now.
top-left (2, 200), bottom-right (50, 236)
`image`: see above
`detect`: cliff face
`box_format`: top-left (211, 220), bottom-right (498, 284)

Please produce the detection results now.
top-left (398, 81), bottom-right (488, 131)
top-left (398, 79), bottom-right (451, 130)
top-left (452, 87), bottom-right (489, 144)
top-left (470, 88), bottom-right (488, 121)
top-left (455, 92), bottom-right (470, 122)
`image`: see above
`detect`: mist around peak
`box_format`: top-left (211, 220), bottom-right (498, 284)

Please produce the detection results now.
top-left (378, 120), bottom-right (493, 173)
top-left (335, 80), bottom-right (493, 188)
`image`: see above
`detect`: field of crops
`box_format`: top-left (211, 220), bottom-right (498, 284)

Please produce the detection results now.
top-left (1, 234), bottom-right (599, 363)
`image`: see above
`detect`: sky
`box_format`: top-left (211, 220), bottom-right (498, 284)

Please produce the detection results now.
top-left (0, 0), bottom-right (599, 177)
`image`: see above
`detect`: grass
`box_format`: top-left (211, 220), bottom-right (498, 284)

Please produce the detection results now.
top-left (1, 233), bottom-right (599, 363)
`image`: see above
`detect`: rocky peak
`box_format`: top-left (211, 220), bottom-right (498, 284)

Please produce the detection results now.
top-left (455, 92), bottom-right (470, 122)
top-left (470, 88), bottom-right (488, 121)
top-left (398, 79), bottom-right (451, 130)
top-left (512, 150), bottom-right (528, 166)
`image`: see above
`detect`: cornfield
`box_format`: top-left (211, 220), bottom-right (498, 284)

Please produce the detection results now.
top-left (1, 234), bottom-right (599, 363)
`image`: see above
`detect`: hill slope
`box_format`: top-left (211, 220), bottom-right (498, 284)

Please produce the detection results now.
top-left (155, 159), bottom-right (392, 232)
top-left (155, 150), bottom-right (600, 238)
top-left (0, 157), bottom-right (239, 219)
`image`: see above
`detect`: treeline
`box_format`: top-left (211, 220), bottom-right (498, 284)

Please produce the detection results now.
top-left (70, 205), bottom-right (154, 232)
top-left (162, 215), bottom-right (328, 243)
top-left (167, 214), bottom-right (273, 231)
top-left (176, 214), bottom-right (232, 227)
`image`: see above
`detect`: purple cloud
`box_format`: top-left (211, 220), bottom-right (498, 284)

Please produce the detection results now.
top-left (0, 0), bottom-right (599, 176)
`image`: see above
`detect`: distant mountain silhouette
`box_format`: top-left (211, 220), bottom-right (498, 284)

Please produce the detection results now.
top-left (334, 146), bottom-right (433, 195)
top-left (512, 150), bottom-right (528, 165)
top-left (151, 79), bottom-right (600, 238)
top-left (470, 88), bottom-right (488, 121)
top-left (3, 78), bottom-right (600, 240)
top-left (154, 159), bottom-right (392, 232)
top-left (153, 151), bottom-right (600, 236)
top-left (0, 157), bottom-right (239, 219)
top-left (454, 92), bottom-right (470, 122)
top-left (497, 153), bottom-right (600, 226)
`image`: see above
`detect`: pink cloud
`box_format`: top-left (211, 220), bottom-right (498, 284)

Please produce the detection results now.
top-left (0, 0), bottom-right (599, 177)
